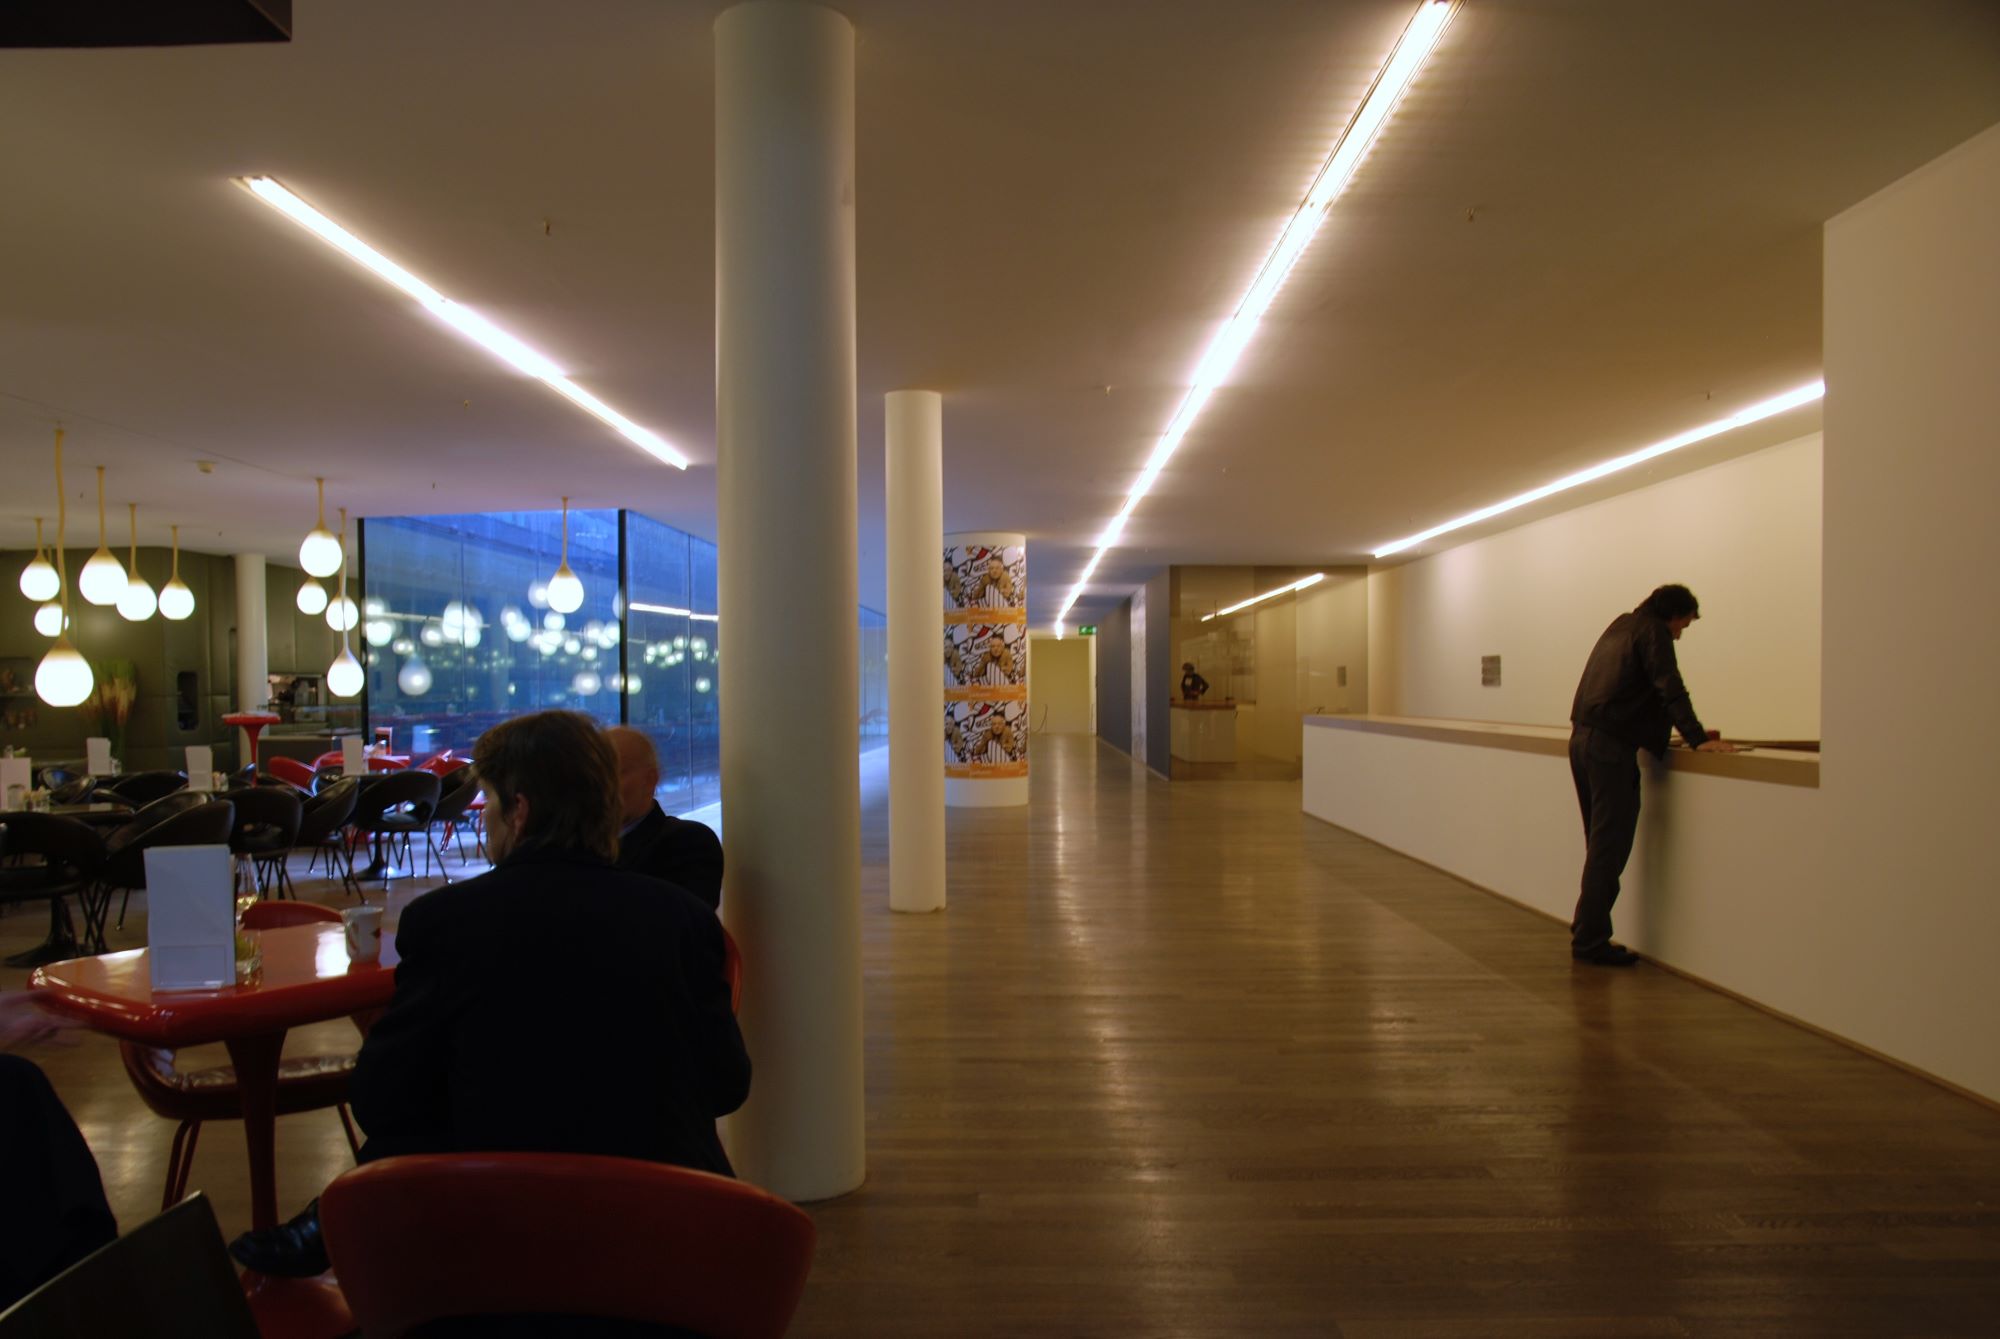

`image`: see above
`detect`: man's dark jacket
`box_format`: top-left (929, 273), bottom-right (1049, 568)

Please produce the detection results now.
top-left (348, 846), bottom-right (749, 1177)
top-left (616, 802), bottom-right (723, 912)
top-left (1570, 610), bottom-right (1709, 758)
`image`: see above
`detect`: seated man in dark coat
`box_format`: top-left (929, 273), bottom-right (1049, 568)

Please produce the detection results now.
top-left (231, 710), bottom-right (748, 1277)
top-left (606, 725), bottom-right (724, 911)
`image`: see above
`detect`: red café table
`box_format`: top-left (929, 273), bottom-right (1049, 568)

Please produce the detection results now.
top-left (222, 711), bottom-right (283, 773)
top-left (30, 924), bottom-right (399, 1227)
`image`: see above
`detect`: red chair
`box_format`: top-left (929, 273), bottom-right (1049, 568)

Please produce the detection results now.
top-left (120, 902), bottom-right (361, 1210)
top-left (320, 1153), bottom-right (816, 1339)
top-left (263, 755), bottom-right (319, 790)
top-left (415, 750), bottom-right (467, 775)
top-left (722, 925), bottom-right (743, 1015)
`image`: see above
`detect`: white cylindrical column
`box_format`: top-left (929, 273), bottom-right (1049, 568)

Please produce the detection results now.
top-left (886, 390), bottom-right (946, 913)
top-left (944, 531), bottom-right (1029, 808)
top-left (715, 0), bottom-right (864, 1202)
top-left (233, 554), bottom-right (269, 761)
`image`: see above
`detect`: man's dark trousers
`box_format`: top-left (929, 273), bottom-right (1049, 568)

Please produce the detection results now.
top-left (1569, 724), bottom-right (1642, 953)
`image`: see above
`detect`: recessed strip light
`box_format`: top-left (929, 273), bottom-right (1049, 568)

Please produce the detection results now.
top-left (1199, 572), bottom-right (1325, 622)
top-left (628, 601), bottom-right (721, 623)
top-left (1052, 0), bottom-right (1457, 633)
top-left (1370, 379), bottom-right (1826, 559)
top-left (238, 176), bottom-right (690, 470)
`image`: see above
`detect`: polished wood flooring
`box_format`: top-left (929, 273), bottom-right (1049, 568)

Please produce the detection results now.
top-left (8, 735), bottom-right (2000, 1337)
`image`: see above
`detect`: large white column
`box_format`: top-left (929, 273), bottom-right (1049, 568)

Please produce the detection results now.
top-left (886, 390), bottom-right (946, 913)
top-left (233, 552), bottom-right (268, 728)
top-left (714, 1), bottom-right (864, 1202)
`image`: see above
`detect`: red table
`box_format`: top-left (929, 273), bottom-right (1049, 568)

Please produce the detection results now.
top-left (222, 711), bottom-right (283, 774)
top-left (30, 923), bottom-right (399, 1227)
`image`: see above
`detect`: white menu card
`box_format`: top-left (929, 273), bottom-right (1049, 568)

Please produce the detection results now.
top-left (86, 737), bottom-right (114, 776)
top-left (341, 736), bottom-right (366, 776)
top-left (186, 745), bottom-right (215, 791)
top-left (0, 755), bottom-right (31, 806)
top-left (145, 845), bottom-right (236, 991)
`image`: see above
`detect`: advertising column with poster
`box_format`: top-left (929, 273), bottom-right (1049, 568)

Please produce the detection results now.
top-left (943, 532), bottom-right (1028, 807)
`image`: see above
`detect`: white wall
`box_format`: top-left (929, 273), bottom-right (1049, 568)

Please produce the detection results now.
top-left (1297, 568), bottom-right (1368, 716)
top-left (1369, 433), bottom-right (1823, 740)
top-left (1818, 121), bottom-right (2000, 1102)
top-left (1028, 634), bottom-right (1094, 734)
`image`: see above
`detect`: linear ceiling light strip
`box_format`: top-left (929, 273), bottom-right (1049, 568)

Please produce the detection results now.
top-left (1369, 380), bottom-right (1826, 558)
top-left (1051, 0), bottom-right (1457, 635)
top-left (238, 176), bottom-right (689, 470)
top-left (1199, 572), bottom-right (1325, 622)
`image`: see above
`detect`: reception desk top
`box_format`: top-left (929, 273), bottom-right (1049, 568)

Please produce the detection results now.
top-left (1304, 713), bottom-right (1819, 788)
top-left (1170, 701), bottom-right (1238, 711)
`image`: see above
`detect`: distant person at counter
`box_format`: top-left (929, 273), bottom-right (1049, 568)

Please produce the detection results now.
top-left (1179, 663), bottom-right (1210, 702)
top-left (607, 725), bottom-right (724, 911)
top-left (1568, 584), bottom-right (1741, 967)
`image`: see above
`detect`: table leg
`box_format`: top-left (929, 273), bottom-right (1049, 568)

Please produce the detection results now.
top-left (224, 1031), bottom-right (287, 1229)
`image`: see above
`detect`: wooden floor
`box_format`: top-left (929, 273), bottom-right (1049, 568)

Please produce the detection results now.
top-left (10, 735), bottom-right (2000, 1337)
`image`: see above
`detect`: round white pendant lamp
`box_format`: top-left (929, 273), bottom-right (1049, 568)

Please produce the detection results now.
top-left (298, 476), bottom-right (343, 578)
top-left (117, 503), bottom-right (157, 621)
top-left (36, 428), bottom-right (95, 708)
top-left (158, 524), bottom-right (196, 621)
top-left (34, 602), bottom-right (66, 637)
top-left (296, 578), bottom-right (329, 615)
top-left (327, 508), bottom-right (365, 699)
top-left (363, 617), bottom-right (394, 647)
top-left (326, 595), bottom-right (358, 631)
top-left (397, 652), bottom-right (432, 696)
top-left (78, 466), bottom-right (128, 606)
top-left (18, 518), bottom-right (59, 602)
top-left (545, 496), bottom-right (585, 614)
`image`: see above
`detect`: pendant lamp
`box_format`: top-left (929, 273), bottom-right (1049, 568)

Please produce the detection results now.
top-left (18, 518), bottom-right (59, 601)
top-left (327, 508), bottom-right (364, 698)
top-left (298, 476), bottom-right (343, 578)
top-left (545, 496), bottom-right (585, 614)
top-left (117, 503), bottom-right (157, 621)
top-left (296, 577), bottom-right (329, 616)
top-left (78, 465), bottom-right (128, 605)
top-left (34, 603), bottom-right (66, 637)
top-left (36, 429), bottom-right (94, 708)
top-left (158, 524), bottom-right (196, 620)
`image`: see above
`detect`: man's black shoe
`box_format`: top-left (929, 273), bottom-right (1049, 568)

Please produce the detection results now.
top-left (228, 1197), bottom-right (329, 1277)
top-left (1572, 943), bottom-right (1640, 967)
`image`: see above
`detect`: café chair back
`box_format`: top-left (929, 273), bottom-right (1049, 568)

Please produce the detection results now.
top-left (98, 800), bottom-right (237, 943)
top-left (350, 771), bottom-right (442, 886)
top-left (99, 770), bottom-right (188, 808)
top-left (295, 778), bottom-right (361, 890)
top-left (120, 900), bottom-right (361, 1211)
top-left (0, 1193), bottom-right (262, 1339)
top-left (722, 925), bottom-right (743, 1014)
top-left (423, 766), bottom-right (481, 879)
top-left (262, 755), bottom-right (319, 791)
top-left (320, 1153), bottom-right (817, 1339)
top-left (226, 787), bottom-right (304, 900)
top-left (0, 814), bottom-right (106, 966)
top-left (43, 776), bottom-right (95, 806)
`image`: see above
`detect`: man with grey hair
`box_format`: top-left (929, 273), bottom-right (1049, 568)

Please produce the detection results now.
top-left (606, 725), bottom-right (724, 911)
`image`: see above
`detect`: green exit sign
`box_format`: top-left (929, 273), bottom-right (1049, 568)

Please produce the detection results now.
top-left (1078, 625), bottom-right (1097, 636)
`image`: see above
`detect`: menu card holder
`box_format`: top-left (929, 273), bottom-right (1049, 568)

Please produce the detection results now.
top-left (145, 845), bottom-right (236, 991)
top-left (0, 755), bottom-right (31, 806)
top-left (341, 736), bottom-right (366, 777)
top-left (186, 746), bottom-right (215, 792)
top-left (86, 737), bottom-right (115, 776)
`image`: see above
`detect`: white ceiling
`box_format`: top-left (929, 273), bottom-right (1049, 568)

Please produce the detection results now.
top-left (3, 1), bottom-right (1997, 626)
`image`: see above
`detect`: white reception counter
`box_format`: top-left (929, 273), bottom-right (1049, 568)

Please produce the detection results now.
top-left (1302, 714), bottom-right (1825, 1028)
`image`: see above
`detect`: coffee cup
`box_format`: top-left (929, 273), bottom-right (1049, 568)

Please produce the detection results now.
top-left (342, 905), bottom-right (384, 964)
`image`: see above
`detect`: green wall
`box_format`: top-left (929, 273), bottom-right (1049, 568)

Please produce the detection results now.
top-left (2, 548), bottom-right (343, 774)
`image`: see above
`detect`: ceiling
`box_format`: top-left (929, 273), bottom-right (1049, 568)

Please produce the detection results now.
top-left (3, 1), bottom-right (1997, 627)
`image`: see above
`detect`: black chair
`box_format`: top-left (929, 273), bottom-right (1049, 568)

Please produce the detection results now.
top-left (349, 771), bottom-right (442, 886)
top-left (95, 801), bottom-right (236, 948)
top-left (225, 787), bottom-right (303, 900)
top-left (310, 765), bottom-right (346, 796)
top-left (99, 771), bottom-right (188, 808)
top-left (294, 777), bottom-right (361, 891)
top-left (44, 777), bottom-right (95, 807)
top-left (100, 792), bottom-right (207, 854)
top-left (0, 816), bottom-right (107, 969)
top-left (0, 1193), bottom-right (262, 1338)
top-left (423, 768), bottom-right (481, 881)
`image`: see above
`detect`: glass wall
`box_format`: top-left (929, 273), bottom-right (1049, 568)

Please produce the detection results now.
top-left (362, 509), bottom-right (882, 816)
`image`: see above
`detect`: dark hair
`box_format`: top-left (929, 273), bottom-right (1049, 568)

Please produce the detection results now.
top-left (473, 710), bottom-right (621, 860)
top-left (1637, 584), bottom-right (1700, 621)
